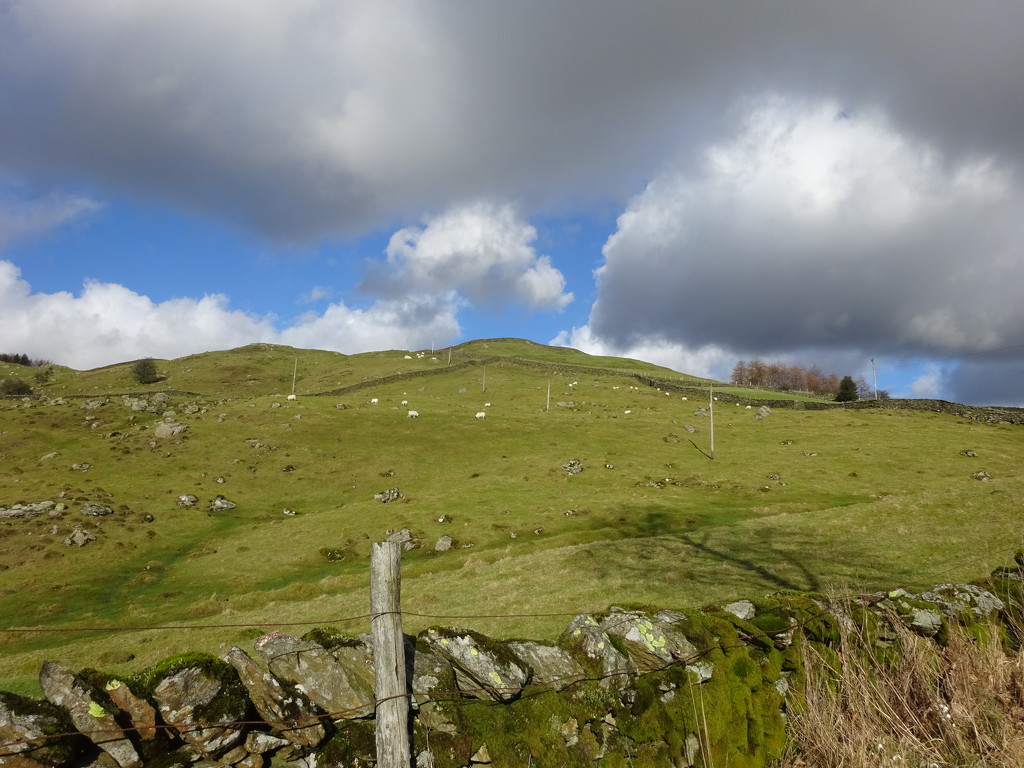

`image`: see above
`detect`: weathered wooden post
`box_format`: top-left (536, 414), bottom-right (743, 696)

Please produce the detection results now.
top-left (371, 541), bottom-right (411, 767)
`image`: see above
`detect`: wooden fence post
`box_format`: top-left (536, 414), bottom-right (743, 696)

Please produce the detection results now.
top-left (371, 541), bottom-right (411, 768)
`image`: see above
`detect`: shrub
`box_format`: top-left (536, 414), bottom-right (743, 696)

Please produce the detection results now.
top-left (0, 378), bottom-right (33, 397)
top-left (131, 358), bottom-right (160, 384)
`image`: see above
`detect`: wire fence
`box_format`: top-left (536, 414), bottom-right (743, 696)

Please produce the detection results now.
top-left (3, 543), bottom-right (1020, 755)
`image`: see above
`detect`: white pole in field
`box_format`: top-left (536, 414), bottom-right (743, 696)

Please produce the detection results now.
top-left (709, 384), bottom-right (715, 460)
top-left (291, 356), bottom-right (297, 396)
top-left (546, 380), bottom-right (551, 411)
top-left (370, 541), bottom-right (410, 768)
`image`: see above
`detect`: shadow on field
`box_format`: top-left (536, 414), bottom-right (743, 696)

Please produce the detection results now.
top-left (597, 507), bottom-right (826, 593)
top-left (676, 531), bottom-right (821, 592)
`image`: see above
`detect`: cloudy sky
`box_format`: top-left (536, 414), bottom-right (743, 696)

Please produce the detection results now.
top-left (1, 1), bottom-right (1022, 405)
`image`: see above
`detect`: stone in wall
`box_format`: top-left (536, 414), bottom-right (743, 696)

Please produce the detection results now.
top-left (38, 662), bottom-right (142, 768)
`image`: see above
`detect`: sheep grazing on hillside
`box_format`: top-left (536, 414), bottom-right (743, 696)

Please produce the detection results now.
top-left (370, 398), bottom-right (379, 404)
top-left (401, 400), bottom-right (409, 406)
top-left (407, 410), bottom-right (419, 418)
top-left (286, 394), bottom-right (297, 401)
top-left (475, 411), bottom-right (486, 419)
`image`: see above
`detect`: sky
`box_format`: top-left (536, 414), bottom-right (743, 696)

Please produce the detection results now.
top-left (1, 1), bottom-right (1022, 406)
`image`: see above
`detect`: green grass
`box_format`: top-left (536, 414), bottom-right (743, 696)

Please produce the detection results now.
top-left (1, 340), bottom-right (1022, 696)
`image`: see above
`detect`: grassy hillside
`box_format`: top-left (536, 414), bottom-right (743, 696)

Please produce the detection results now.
top-left (1, 340), bottom-right (1022, 696)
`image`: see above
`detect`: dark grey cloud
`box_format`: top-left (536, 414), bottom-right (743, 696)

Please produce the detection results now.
top-left (2, 1), bottom-right (1023, 239)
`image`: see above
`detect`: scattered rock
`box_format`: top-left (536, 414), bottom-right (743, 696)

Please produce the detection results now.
top-left (375, 488), bottom-right (403, 503)
top-left (81, 502), bottom-right (113, 517)
top-left (435, 535), bottom-right (453, 552)
top-left (755, 406), bottom-right (772, 419)
top-left (0, 500), bottom-right (55, 519)
top-left (71, 463), bottom-right (91, 472)
top-left (208, 496), bottom-right (237, 511)
top-left (562, 459), bottom-right (583, 475)
top-left (153, 422), bottom-right (188, 439)
top-left (64, 528), bottom-right (96, 547)
top-left (960, 449), bottom-right (977, 457)
top-left (0, 690), bottom-right (83, 767)
top-left (177, 495), bottom-right (198, 508)
top-left (973, 471), bottom-right (992, 481)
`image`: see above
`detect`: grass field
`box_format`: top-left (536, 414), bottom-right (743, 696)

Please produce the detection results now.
top-left (2, 339), bottom-right (1022, 696)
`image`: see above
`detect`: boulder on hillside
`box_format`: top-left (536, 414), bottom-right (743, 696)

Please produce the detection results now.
top-left (80, 503), bottom-right (113, 517)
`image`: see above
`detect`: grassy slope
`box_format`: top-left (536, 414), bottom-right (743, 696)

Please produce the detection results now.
top-left (1, 341), bottom-right (1022, 695)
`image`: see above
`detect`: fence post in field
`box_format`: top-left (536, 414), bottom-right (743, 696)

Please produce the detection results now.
top-left (371, 540), bottom-right (411, 767)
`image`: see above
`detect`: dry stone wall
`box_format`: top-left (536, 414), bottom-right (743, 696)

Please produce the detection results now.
top-left (4, 567), bottom-right (1024, 768)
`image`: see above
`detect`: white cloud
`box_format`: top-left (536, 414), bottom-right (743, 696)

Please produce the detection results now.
top-left (371, 201), bottom-right (572, 311)
top-left (301, 286), bottom-right (332, 304)
top-left (551, 324), bottom-right (732, 380)
top-left (0, 260), bottom-right (461, 368)
top-left (907, 363), bottom-right (943, 398)
top-left (589, 98), bottom-right (1024, 360)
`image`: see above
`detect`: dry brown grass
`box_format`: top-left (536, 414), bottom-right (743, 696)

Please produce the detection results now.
top-left (778, 603), bottom-right (1024, 767)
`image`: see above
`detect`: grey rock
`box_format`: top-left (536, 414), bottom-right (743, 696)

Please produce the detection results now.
top-left (686, 660), bottom-right (714, 684)
top-left (103, 679), bottom-right (159, 743)
top-left (506, 641), bottom-right (586, 691)
top-left (64, 528), bottom-right (96, 547)
top-left (599, 609), bottom-right (698, 673)
top-left (724, 600), bottom-right (756, 621)
top-left (177, 495), bottom-right (198, 508)
top-left (38, 662), bottom-right (142, 768)
top-left (755, 406), bottom-right (772, 419)
top-left (0, 689), bottom-right (83, 767)
top-left (0, 501), bottom-right (55, 519)
top-left (562, 459), bottom-right (583, 475)
top-left (223, 646), bottom-right (325, 749)
top-left (918, 583), bottom-right (1004, 622)
top-left (151, 663), bottom-right (249, 757)
top-left (208, 496), bottom-right (236, 511)
top-left (434, 536), bottom-right (453, 552)
top-left (421, 629), bottom-right (531, 702)
top-left (375, 488), bottom-right (403, 503)
top-left (154, 422), bottom-right (188, 439)
top-left (254, 633), bottom-right (375, 720)
top-left (81, 503), bottom-right (113, 517)
top-left (560, 615), bottom-right (636, 691)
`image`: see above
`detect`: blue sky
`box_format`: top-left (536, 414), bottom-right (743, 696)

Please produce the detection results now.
top-left (1, 2), bottom-right (1022, 406)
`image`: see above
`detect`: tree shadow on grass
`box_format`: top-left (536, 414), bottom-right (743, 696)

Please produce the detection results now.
top-left (586, 506), bottom-right (866, 595)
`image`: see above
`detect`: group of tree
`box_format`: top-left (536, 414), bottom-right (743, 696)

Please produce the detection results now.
top-left (0, 352), bottom-right (51, 367)
top-left (730, 359), bottom-right (889, 400)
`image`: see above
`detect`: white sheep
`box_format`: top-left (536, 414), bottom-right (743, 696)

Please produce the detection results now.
top-left (286, 394), bottom-right (297, 401)
top-left (475, 411), bottom-right (486, 419)
top-left (401, 400), bottom-right (409, 406)
top-left (370, 398), bottom-right (378, 405)
top-left (407, 410), bottom-right (419, 418)
top-left (624, 409), bottom-right (632, 414)
top-left (484, 402), bottom-right (491, 407)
